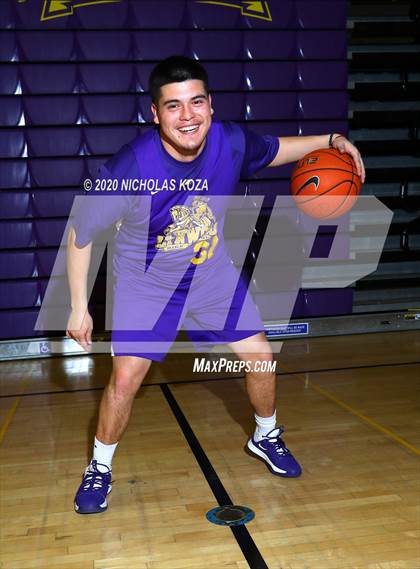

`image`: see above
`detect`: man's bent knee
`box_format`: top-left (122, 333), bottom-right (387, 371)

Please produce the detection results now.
top-left (110, 356), bottom-right (151, 395)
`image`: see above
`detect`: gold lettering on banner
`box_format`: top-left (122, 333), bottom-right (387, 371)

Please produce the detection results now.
top-left (40, 0), bottom-right (121, 22)
top-left (20, 0), bottom-right (271, 23)
top-left (196, 0), bottom-right (272, 22)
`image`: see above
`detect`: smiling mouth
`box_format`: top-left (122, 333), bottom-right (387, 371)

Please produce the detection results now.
top-left (178, 125), bottom-right (200, 134)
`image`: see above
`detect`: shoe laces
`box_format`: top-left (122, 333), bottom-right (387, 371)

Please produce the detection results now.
top-left (263, 427), bottom-right (290, 456)
top-left (82, 460), bottom-right (111, 492)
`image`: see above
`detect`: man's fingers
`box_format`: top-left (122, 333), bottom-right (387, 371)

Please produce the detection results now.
top-left (79, 332), bottom-right (92, 351)
top-left (86, 327), bottom-right (93, 345)
top-left (345, 144), bottom-right (365, 183)
top-left (354, 153), bottom-right (365, 182)
top-left (69, 332), bottom-right (81, 344)
top-left (360, 158), bottom-right (366, 183)
top-left (67, 329), bottom-right (91, 348)
top-left (334, 138), bottom-right (366, 183)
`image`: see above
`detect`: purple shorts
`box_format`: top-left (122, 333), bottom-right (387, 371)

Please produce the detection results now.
top-left (111, 268), bottom-right (263, 362)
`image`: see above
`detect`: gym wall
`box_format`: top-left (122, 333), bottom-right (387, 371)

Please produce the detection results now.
top-left (0, 0), bottom-right (349, 341)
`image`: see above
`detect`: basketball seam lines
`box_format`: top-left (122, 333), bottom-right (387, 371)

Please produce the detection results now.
top-left (294, 178), bottom-right (358, 203)
top-left (291, 167), bottom-right (359, 182)
top-left (319, 148), bottom-right (354, 166)
top-left (321, 189), bottom-right (355, 218)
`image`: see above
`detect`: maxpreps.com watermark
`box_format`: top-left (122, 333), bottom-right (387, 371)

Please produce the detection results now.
top-left (193, 357), bottom-right (277, 374)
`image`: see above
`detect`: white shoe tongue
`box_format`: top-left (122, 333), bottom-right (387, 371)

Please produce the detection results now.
top-left (92, 463), bottom-right (110, 474)
top-left (267, 428), bottom-right (281, 438)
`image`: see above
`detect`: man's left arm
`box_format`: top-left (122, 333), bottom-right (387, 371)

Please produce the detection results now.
top-left (269, 133), bottom-right (366, 183)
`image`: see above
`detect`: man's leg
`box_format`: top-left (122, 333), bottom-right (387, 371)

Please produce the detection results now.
top-left (74, 355), bottom-right (151, 514)
top-left (96, 355), bottom-right (152, 443)
top-left (228, 331), bottom-right (275, 418)
top-left (229, 332), bottom-right (302, 478)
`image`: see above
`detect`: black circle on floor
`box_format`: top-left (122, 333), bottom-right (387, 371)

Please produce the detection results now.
top-left (206, 505), bottom-right (255, 526)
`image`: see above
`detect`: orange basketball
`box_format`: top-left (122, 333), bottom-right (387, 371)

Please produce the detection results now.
top-left (290, 148), bottom-right (362, 219)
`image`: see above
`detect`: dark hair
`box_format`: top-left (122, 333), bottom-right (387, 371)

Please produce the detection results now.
top-left (149, 56), bottom-right (209, 104)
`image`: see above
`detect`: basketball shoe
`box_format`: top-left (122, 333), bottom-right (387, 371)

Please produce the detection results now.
top-left (74, 460), bottom-right (112, 514)
top-left (246, 427), bottom-right (302, 477)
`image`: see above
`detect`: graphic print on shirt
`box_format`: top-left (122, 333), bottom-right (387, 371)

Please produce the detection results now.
top-left (155, 197), bottom-right (219, 265)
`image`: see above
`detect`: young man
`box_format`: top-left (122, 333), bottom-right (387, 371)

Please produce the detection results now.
top-left (67, 56), bottom-right (365, 514)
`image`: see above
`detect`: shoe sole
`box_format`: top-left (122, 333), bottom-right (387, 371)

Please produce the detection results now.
top-left (74, 484), bottom-right (112, 514)
top-left (245, 440), bottom-right (302, 478)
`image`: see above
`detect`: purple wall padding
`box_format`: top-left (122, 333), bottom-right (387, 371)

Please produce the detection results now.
top-left (0, 0), bottom-right (348, 339)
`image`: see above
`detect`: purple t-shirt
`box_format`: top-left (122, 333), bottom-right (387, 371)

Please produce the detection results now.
top-left (72, 121), bottom-right (278, 287)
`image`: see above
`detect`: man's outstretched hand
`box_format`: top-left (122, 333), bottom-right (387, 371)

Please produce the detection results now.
top-left (332, 135), bottom-right (366, 183)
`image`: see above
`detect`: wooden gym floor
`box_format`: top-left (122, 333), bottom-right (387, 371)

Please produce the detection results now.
top-left (0, 330), bottom-right (419, 569)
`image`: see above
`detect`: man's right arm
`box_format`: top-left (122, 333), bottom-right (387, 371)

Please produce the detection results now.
top-left (64, 143), bottom-right (139, 347)
top-left (65, 226), bottom-right (93, 350)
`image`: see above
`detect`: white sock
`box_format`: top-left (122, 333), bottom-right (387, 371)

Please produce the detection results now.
top-left (254, 411), bottom-right (276, 442)
top-left (91, 437), bottom-right (118, 470)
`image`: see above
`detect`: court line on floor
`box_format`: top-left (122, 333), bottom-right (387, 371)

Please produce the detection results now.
top-left (2, 375), bottom-right (417, 460)
top-left (0, 379), bottom-right (27, 445)
top-left (0, 386), bottom-right (105, 399)
top-left (1, 360), bottom-right (419, 400)
top-left (161, 383), bottom-right (269, 569)
top-left (0, 398), bottom-right (20, 445)
top-left (277, 362), bottom-right (420, 457)
top-left (276, 360), bottom-right (420, 377)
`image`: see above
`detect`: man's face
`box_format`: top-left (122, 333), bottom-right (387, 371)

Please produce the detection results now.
top-left (151, 79), bottom-right (212, 162)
